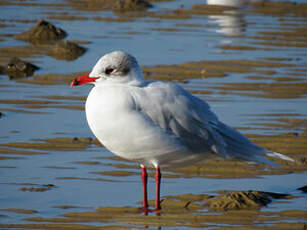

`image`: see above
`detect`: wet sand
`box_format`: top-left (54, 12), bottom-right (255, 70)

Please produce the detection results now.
top-left (0, 0), bottom-right (306, 229)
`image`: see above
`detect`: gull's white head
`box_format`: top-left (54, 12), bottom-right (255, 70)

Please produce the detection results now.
top-left (71, 51), bottom-right (145, 87)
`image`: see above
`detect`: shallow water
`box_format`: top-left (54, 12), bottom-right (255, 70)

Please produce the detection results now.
top-left (0, 0), bottom-right (307, 229)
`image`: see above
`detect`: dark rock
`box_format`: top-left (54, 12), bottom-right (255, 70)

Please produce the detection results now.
top-left (113, 0), bottom-right (152, 11)
top-left (14, 19), bottom-right (67, 44)
top-left (47, 41), bottom-right (86, 61)
top-left (19, 184), bottom-right (56, 192)
top-left (0, 65), bottom-right (4, 75)
top-left (4, 57), bottom-right (39, 79)
top-left (298, 185), bottom-right (307, 193)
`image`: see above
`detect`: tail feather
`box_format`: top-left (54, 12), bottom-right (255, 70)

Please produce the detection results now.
top-left (216, 122), bottom-right (294, 167)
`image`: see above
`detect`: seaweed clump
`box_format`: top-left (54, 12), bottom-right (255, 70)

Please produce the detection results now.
top-left (205, 190), bottom-right (290, 211)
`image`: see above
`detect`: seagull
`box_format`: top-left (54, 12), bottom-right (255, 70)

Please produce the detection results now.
top-left (71, 51), bottom-right (293, 211)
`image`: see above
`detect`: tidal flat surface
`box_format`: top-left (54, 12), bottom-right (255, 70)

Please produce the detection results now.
top-left (0, 0), bottom-right (307, 229)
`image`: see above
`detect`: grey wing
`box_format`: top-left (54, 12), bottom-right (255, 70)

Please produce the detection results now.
top-left (136, 81), bottom-right (228, 157)
top-left (136, 81), bottom-right (287, 166)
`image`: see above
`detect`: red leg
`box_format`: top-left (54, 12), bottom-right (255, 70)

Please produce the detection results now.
top-left (155, 167), bottom-right (161, 210)
top-left (141, 167), bottom-right (148, 210)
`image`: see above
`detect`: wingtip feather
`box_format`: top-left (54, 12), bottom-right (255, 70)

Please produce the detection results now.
top-left (266, 151), bottom-right (294, 162)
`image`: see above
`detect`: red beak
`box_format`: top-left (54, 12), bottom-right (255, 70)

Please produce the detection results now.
top-left (70, 74), bottom-right (99, 87)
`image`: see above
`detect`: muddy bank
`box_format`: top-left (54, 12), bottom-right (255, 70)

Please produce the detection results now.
top-left (0, 190), bottom-right (303, 229)
top-left (153, 1), bottom-right (307, 20)
top-left (250, 27), bottom-right (307, 48)
top-left (0, 94), bottom-right (85, 112)
top-left (0, 42), bottom-right (86, 67)
top-left (1, 208), bottom-right (38, 214)
top-left (210, 82), bottom-right (307, 99)
top-left (1, 137), bottom-right (101, 152)
top-left (14, 72), bottom-right (83, 85)
top-left (4, 0), bottom-right (305, 25)
top-left (65, 0), bottom-right (152, 12)
top-left (143, 59), bottom-right (294, 82)
top-left (7, 58), bottom-right (297, 85)
top-left (251, 1), bottom-right (307, 17)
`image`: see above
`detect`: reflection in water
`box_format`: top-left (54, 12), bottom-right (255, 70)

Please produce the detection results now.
top-left (207, 0), bottom-right (249, 8)
top-left (208, 13), bottom-right (246, 37)
top-left (140, 207), bottom-right (161, 229)
top-left (206, 0), bottom-right (265, 37)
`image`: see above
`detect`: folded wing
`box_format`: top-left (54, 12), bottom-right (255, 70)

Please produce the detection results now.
top-left (134, 81), bottom-right (293, 167)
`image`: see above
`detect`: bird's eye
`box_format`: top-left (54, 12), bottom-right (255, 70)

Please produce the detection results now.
top-left (105, 67), bottom-right (114, 75)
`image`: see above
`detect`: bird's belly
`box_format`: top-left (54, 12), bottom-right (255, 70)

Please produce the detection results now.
top-left (88, 112), bottom-right (215, 168)
top-left (86, 106), bottom-right (208, 167)
top-left (90, 112), bottom-right (181, 161)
